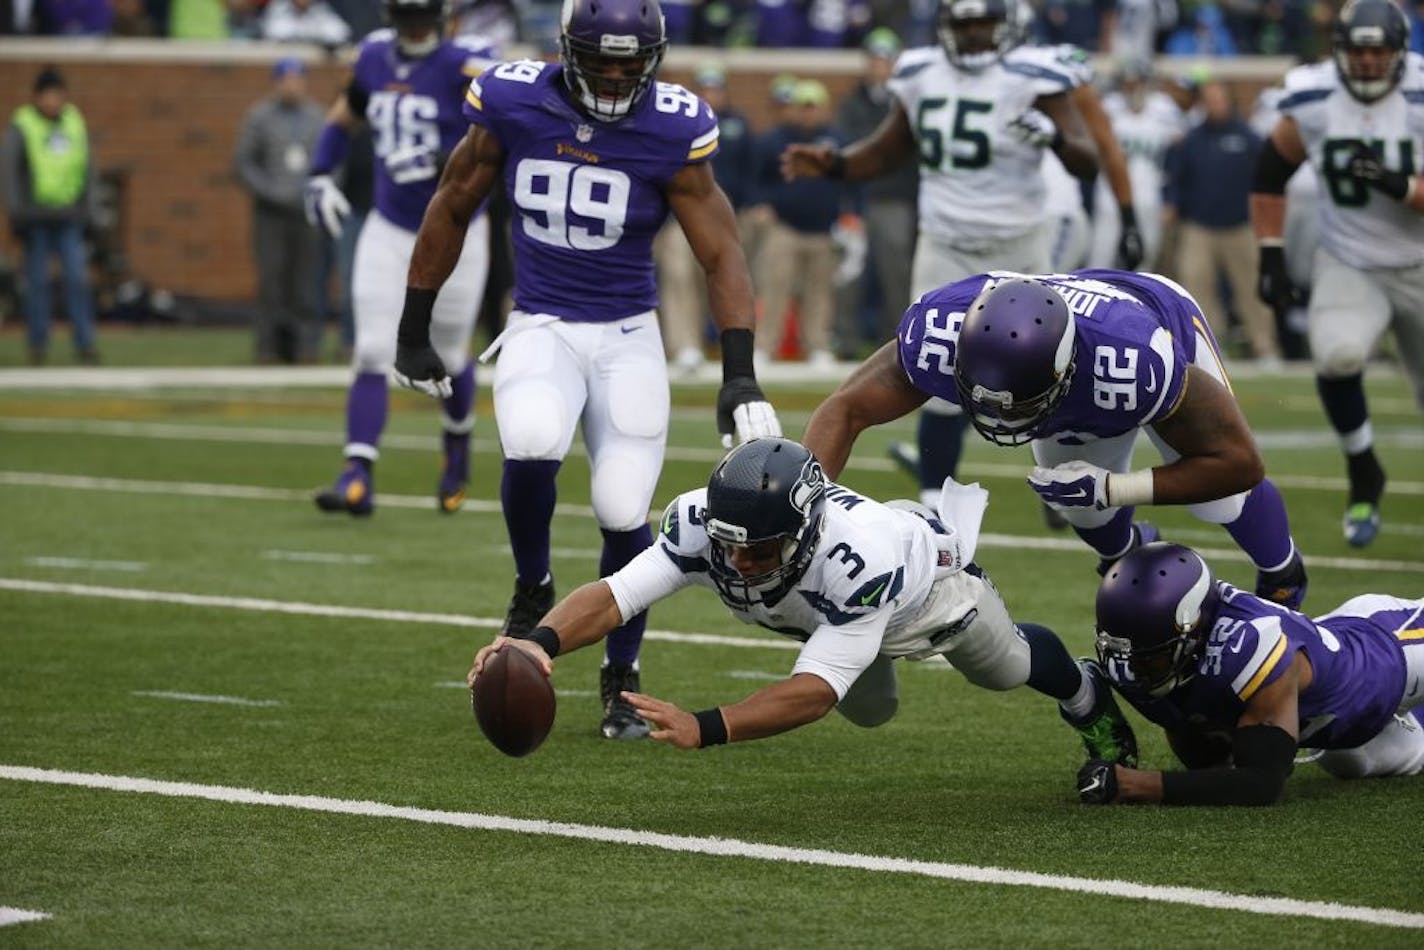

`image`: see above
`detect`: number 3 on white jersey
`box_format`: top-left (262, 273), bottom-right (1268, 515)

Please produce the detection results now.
top-left (514, 158), bottom-right (630, 251)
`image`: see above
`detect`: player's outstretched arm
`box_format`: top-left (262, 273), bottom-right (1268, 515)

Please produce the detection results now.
top-left (625, 673), bottom-right (839, 749)
top-left (1084, 655), bottom-right (1303, 806)
top-left (668, 162), bottom-right (780, 447)
top-left (467, 580), bottom-right (625, 685)
top-left (1146, 365), bottom-right (1266, 503)
top-left (1031, 91), bottom-right (1098, 179)
top-left (394, 126), bottom-right (504, 398)
top-left (1073, 85), bottom-right (1141, 269)
top-left (803, 340), bottom-right (929, 478)
top-left (780, 101), bottom-right (916, 182)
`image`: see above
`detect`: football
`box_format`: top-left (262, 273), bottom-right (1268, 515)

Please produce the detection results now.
top-left (471, 644), bottom-right (557, 757)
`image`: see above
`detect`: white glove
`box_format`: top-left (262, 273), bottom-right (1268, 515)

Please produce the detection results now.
top-left (722, 400), bottom-right (782, 450)
top-left (1027, 461), bottom-right (1111, 510)
top-left (831, 217), bottom-right (867, 287)
top-left (384, 144), bottom-right (440, 185)
top-left (1008, 109), bottom-right (1059, 149)
top-left (303, 175), bottom-right (351, 240)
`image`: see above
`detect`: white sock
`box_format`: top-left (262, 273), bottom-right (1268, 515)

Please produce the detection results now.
top-left (1059, 662), bottom-right (1097, 722)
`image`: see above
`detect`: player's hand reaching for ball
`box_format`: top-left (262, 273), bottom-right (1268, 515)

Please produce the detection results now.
top-left (468, 636), bottom-right (552, 687)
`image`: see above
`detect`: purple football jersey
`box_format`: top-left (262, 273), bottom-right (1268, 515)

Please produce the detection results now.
top-left (464, 59), bottom-right (720, 322)
top-left (896, 269), bottom-right (1215, 439)
top-left (353, 31), bottom-right (498, 231)
top-left (1111, 587), bottom-right (1419, 750)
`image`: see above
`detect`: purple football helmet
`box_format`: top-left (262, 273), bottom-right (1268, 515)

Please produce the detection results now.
top-left (560, 0), bottom-right (667, 122)
top-left (954, 277), bottom-right (1076, 446)
top-left (1095, 542), bottom-right (1222, 698)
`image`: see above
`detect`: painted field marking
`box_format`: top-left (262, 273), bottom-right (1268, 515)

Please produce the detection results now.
top-left (0, 907), bottom-right (50, 928)
top-left (3, 765), bottom-right (1422, 931)
top-left (5, 416), bottom-right (1424, 493)
top-left (131, 691), bottom-right (284, 708)
top-left (262, 550), bottom-right (375, 565)
top-left (25, 556), bottom-right (146, 572)
top-left (3, 471), bottom-right (1421, 576)
top-left (726, 670), bottom-right (783, 681)
top-left (0, 579), bottom-right (801, 652)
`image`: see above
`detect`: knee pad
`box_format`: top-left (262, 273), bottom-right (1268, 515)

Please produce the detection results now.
top-left (496, 383), bottom-right (568, 460)
top-left (1189, 490), bottom-right (1248, 525)
top-left (591, 451), bottom-right (659, 531)
top-left (1316, 346), bottom-right (1369, 379)
top-left (1316, 750), bottom-right (1370, 780)
top-left (836, 696), bottom-right (898, 728)
top-left (352, 336), bottom-right (396, 375)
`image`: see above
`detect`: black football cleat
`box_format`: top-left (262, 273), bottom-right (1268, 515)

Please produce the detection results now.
top-left (1256, 549), bottom-right (1308, 610)
top-left (1062, 659), bottom-right (1139, 767)
top-left (500, 576), bottom-right (555, 638)
top-left (599, 661), bottom-right (650, 740)
top-left (314, 462), bottom-right (373, 517)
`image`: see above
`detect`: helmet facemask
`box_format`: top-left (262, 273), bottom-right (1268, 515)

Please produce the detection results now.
top-left (560, 0), bottom-right (667, 122)
top-left (1332, 0), bottom-right (1410, 104)
top-left (386, 0), bottom-right (446, 56)
top-left (938, 0), bottom-right (1012, 72)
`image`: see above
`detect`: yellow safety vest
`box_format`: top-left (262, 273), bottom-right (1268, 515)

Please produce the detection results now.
top-left (12, 103), bottom-right (89, 207)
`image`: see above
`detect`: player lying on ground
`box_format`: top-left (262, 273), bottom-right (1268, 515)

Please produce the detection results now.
top-left (470, 437), bottom-right (1137, 762)
top-left (1078, 541), bottom-right (1424, 806)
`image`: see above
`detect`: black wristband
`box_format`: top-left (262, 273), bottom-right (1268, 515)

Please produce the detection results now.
top-left (1050, 129), bottom-right (1065, 152)
top-left (1119, 204), bottom-right (1138, 226)
top-left (826, 150), bottom-right (847, 180)
top-left (515, 625), bottom-right (560, 659)
top-left (397, 287), bottom-right (438, 346)
top-left (694, 707), bottom-right (728, 747)
top-left (719, 327), bottom-right (757, 383)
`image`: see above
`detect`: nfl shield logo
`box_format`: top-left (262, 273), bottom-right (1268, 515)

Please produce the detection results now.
top-left (575, 124), bottom-right (593, 143)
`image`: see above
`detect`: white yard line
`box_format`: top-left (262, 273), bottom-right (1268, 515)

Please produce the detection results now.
top-left (3, 470), bottom-right (1421, 575)
top-left (131, 691), bottom-right (284, 708)
top-left (5, 416), bottom-right (1423, 488)
top-left (725, 670), bottom-right (784, 681)
top-left (25, 556), bottom-right (146, 572)
top-left (261, 550), bottom-right (375, 565)
top-left (0, 907), bottom-right (50, 928)
top-left (0, 578), bottom-right (800, 652)
top-left (434, 681), bottom-right (598, 697)
top-left (2, 764), bottom-right (1422, 930)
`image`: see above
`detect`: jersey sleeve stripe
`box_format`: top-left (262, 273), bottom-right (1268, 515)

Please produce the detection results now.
top-left (659, 545), bottom-right (709, 575)
top-left (687, 140), bottom-right (719, 161)
top-left (1404, 90), bottom-right (1424, 104)
top-left (690, 128), bottom-right (719, 151)
top-left (1278, 88), bottom-right (1331, 110)
top-left (1398, 628), bottom-right (1424, 641)
top-left (465, 86), bottom-right (483, 111)
top-left (1003, 61), bottom-right (1074, 89)
top-left (1234, 627), bottom-right (1289, 701)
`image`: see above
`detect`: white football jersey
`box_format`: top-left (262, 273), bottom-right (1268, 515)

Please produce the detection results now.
top-left (1101, 89), bottom-right (1186, 208)
top-left (605, 484), bottom-right (970, 700)
top-left (1279, 55), bottom-right (1424, 269)
top-left (888, 44), bottom-right (1081, 243)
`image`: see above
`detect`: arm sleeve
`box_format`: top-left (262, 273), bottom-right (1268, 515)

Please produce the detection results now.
top-left (1159, 724), bottom-right (1297, 806)
top-left (790, 612), bottom-right (890, 700)
top-left (604, 543), bottom-right (696, 622)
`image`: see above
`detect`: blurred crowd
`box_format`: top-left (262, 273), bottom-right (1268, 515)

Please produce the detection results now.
top-left (10, 0), bottom-right (1424, 56)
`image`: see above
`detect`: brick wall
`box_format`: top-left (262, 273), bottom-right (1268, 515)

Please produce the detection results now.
top-left (0, 45), bottom-right (1285, 303)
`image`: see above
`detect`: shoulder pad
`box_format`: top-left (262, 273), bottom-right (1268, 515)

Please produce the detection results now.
top-left (1278, 62), bottom-right (1335, 109)
top-left (891, 46), bottom-right (941, 81)
top-left (657, 489), bottom-right (712, 565)
top-left (1003, 46), bottom-right (1079, 89)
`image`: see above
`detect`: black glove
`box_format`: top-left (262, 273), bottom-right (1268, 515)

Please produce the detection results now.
top-left (1256, 244), bottom-right (1296, 314)
top-left (393, 343), bottom-right (452, 399)
top-left (1077, 759), bottom-right (1119, 805)
top-left (1346, 141), bottom-right (1412, 202)
top-left (1116, 206), bottom-right (1145, 271)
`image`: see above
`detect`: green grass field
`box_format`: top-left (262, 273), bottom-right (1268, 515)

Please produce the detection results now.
top-left (2, 334), bottom-right (1422, 947)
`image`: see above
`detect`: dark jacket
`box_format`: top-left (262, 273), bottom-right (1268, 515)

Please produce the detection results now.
top-left (1163, 117), bottom-right (1261, 229)
top-left (753, 123), bottom-right (845, 234)
top-left (836, 81), bottom-right (918, 205)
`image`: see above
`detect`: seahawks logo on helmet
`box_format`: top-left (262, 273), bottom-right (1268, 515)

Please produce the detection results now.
top-left (1332, 0), bottom-right (1410, 104)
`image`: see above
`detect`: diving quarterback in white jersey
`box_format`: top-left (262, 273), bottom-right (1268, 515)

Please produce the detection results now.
top-left (1252, 0), bottom-right (1424, 549)
top-left (470, 438), bottom-right (1138, 766)
top-left (781, 0), bottom-right (1099, 516)
top-left (304, 0), bottom-right (498, 517)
